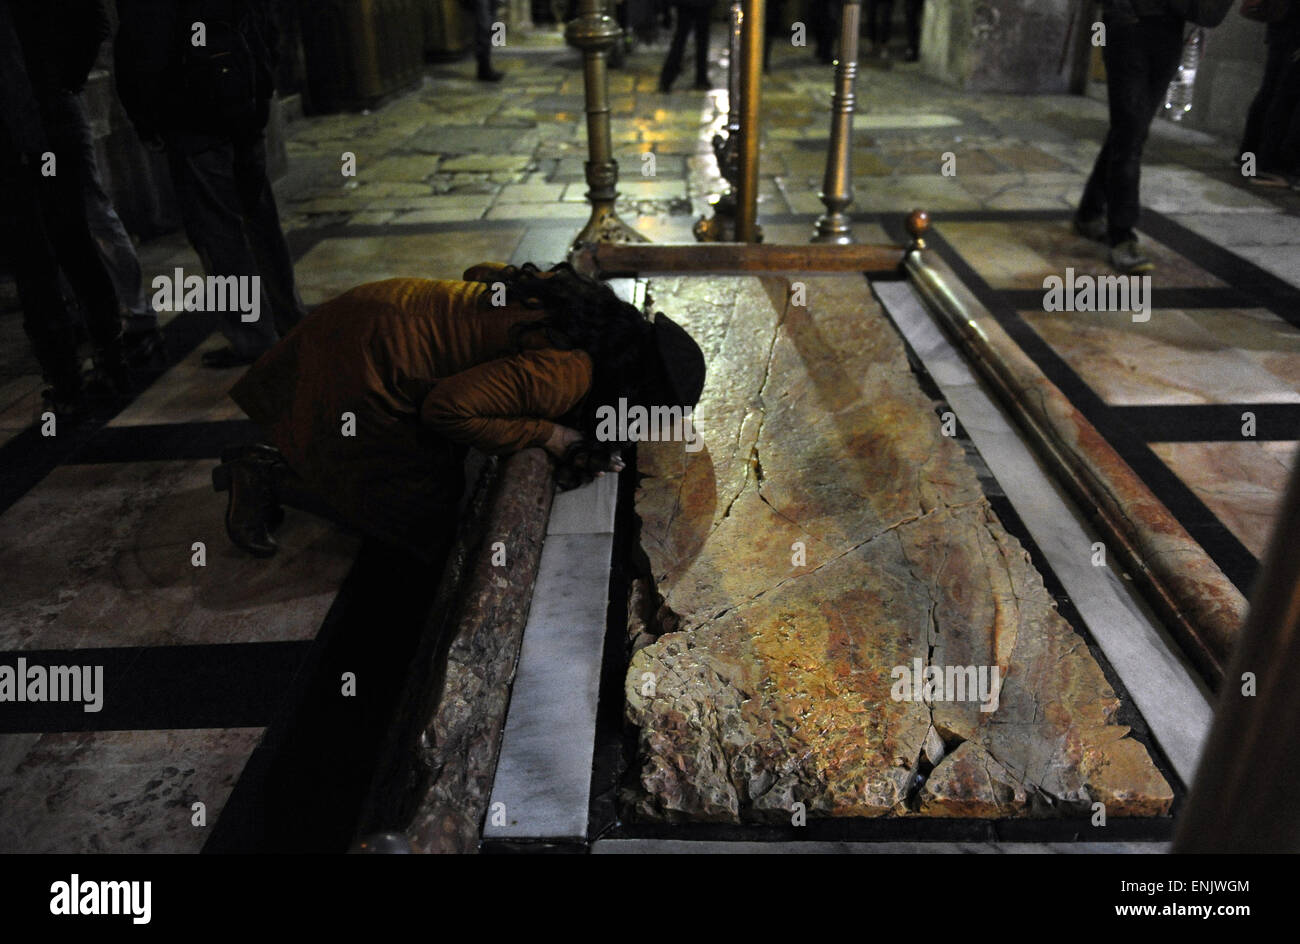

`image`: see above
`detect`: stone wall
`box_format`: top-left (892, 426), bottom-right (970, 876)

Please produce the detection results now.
top-left (1186, 13), bottom-right (1268, 144)
top-left (921, 0), bottom-right (1087, 93)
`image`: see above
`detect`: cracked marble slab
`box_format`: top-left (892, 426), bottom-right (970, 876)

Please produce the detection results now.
top-left (625, 275), bottom-right (1172, 822)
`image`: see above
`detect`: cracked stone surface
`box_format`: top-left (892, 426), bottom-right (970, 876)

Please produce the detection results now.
top-left (625, 275), bottom-right (1172, 821)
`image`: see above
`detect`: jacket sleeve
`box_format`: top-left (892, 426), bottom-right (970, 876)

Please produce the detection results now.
top-left (420, 348), bottom-right (593, 455)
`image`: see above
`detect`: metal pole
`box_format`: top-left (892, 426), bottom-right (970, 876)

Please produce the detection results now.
top-left (814, 0), bottom-right (861, 243)
top-left (734, 0), bottom-right (765, 243)
top-left (1173, 457), bottom-right (1300, 852)
top-left (565, 0), bottom-right (646, 253)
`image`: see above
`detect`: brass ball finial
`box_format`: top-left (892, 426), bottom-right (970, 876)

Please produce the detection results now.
top-left (906, 209), bottom-right (930, 251)
top-left (907, 209), bottom-right (930, 239)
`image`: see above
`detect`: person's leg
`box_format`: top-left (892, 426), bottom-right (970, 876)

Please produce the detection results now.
top-left (1241, 37), bottom-right (1288, 161)
top-left (1259, 42), bottom-right (1300, 175)
top-left (232, 131), bottom-right (306, 338)
top-left (691, 3), bottom-right (711, 87)
top-left (660, 5), bottom-right (691, 90)
top-left (904, 0), bottom-right (923, 59)
top-left (1, 157), bottom-right (85, 404)
top-left (475, 0), bottom-right (503, 80)
top-left (166, 137), bottom-right (281, 362)
top-left (1100, 16), bottom-right (1184, 247)
top-left (1077, 130), bottom-right (1112, 229)
top-left (40, 92), bottom-right (127, 390)
top-left (70, 93), bottom-right (152, 332)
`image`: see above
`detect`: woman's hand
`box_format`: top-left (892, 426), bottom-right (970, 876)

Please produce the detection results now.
top-left (551, 436), bottom-right (626, 490)
top-left (544, 424), bottom-right (583, 459)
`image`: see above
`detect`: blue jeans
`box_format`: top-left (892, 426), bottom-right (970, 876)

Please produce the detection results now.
top-left (1078, 15), bottom-right (1186, 246)
top-left (164, 130), bottom-right (305, 358)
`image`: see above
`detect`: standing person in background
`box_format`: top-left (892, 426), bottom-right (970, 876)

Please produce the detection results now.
top-left (466, 0), bottom-right (504, 81)
top-left (903, 0), bottom-right (924, 61)
top-left (809, 0), bottom-right (840, 63)
top-left (1240, 0), bottom-right (1300, 188)
top-left (659, 0), bottom-right (713, 91)
top-left (1, 0), bottom-right (131, 416)
top-left (1073, 0), bottom-right (1187, 274)
top-left (71, 90), bottom-right (166, 366)
top-left (865, 0), bottom-right (895, 58)
top-left (114, 0), bottom-right (305, 369)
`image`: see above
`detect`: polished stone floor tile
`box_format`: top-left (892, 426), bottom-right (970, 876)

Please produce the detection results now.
top-left (941, 220), bottom-right (1227, 290)
top-left (1021, 307), bottom-right (1300, 406)
top-left (1150, 440), bottom-right (1298, 559)
top-left (292, 229), bottom-right (526, 305)
top-left (0, 461), bottom-right (357, 652)
top-left (0, 728), bottom-right (262, 853)
top-left (108, 334), bottom-right (247, 428)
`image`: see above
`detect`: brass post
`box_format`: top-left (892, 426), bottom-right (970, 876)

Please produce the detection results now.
top-left (734, 0), bottom-right (766, 243)
top-left (565, 0), bottom-right (646, 253)
top-left (813, 0), bottom-right (862, 244)
top-left (694, 1), bottom-right (746, 242)
top-left (1173, 457), bottom-right (1300, 853)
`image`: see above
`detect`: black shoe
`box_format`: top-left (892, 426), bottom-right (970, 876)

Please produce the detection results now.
top-left (201, 346), bottom-right (261, 369)
top-left (123, 327), bottom-right (167, 368)
top-left (212, 458), bottom-right (279, 557)
top-left (84, 351), bottom-right (132, 402)
top-left (39, 384), bottom-right (88, 425)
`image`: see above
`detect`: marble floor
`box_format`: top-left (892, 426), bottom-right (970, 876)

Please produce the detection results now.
top-left (2, 23), bottom-right (1298, 851)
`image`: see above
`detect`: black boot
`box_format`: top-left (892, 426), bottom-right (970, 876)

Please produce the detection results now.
top-left (85, 339), bottom-right (132, 402)
top-left (476, 54), bottom-right (503, 82)
top-left (212, 456), bottom-right (279, 557)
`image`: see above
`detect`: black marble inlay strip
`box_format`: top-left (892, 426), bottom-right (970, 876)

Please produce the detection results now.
top-left (1114, 405), bottom-right (1300, 442)
top-left (60, 420), bottom-right (264, 465)
top-left (0, 642), bottom-right (309, 733)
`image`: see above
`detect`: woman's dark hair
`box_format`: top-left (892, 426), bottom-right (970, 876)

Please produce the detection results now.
top-left (485, 261), bottom-right (663, 443)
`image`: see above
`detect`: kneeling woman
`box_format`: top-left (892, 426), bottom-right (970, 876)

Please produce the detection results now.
top-left (213, 262), bottom-right (706, 562)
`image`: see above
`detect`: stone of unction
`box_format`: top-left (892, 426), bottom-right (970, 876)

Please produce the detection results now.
top-left (625, 275), bottom-right (1172, 821)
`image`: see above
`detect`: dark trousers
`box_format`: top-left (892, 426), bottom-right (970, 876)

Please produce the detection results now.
top-left (473, 0), bottom-right (499, 58)
top-left (1078, 15), bottom-right (1186, 246)
top-left (660, 2), bottom-right (711, 89)
top-left (1256, 34), bottom-right (1300, 174)
top-left (165, 131), bottom-right (305, 358)
top-left (904, 0), bottom-right (923, 52)
top-left (68, 91), bottom-right (154, 332)
top-left (2, 90), bottom-right (122, 392)
top-left (866, 0), bottom-right (894, 45)
top-left (809, 0), bottom-right (840, 62)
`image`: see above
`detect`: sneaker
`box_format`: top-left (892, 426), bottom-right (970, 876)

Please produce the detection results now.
top-left (1109, 239), bottom-right (1155, 275)
top-left (1073, 214), bottom-right (1107, 242)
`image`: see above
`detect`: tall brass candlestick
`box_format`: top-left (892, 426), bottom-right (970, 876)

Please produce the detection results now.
top-left (566, 0), bottom-right (646, 252)
top-left (813, 0), bottom-right (862, 244)
top-left (734, 0), bottom-right (766, 244)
